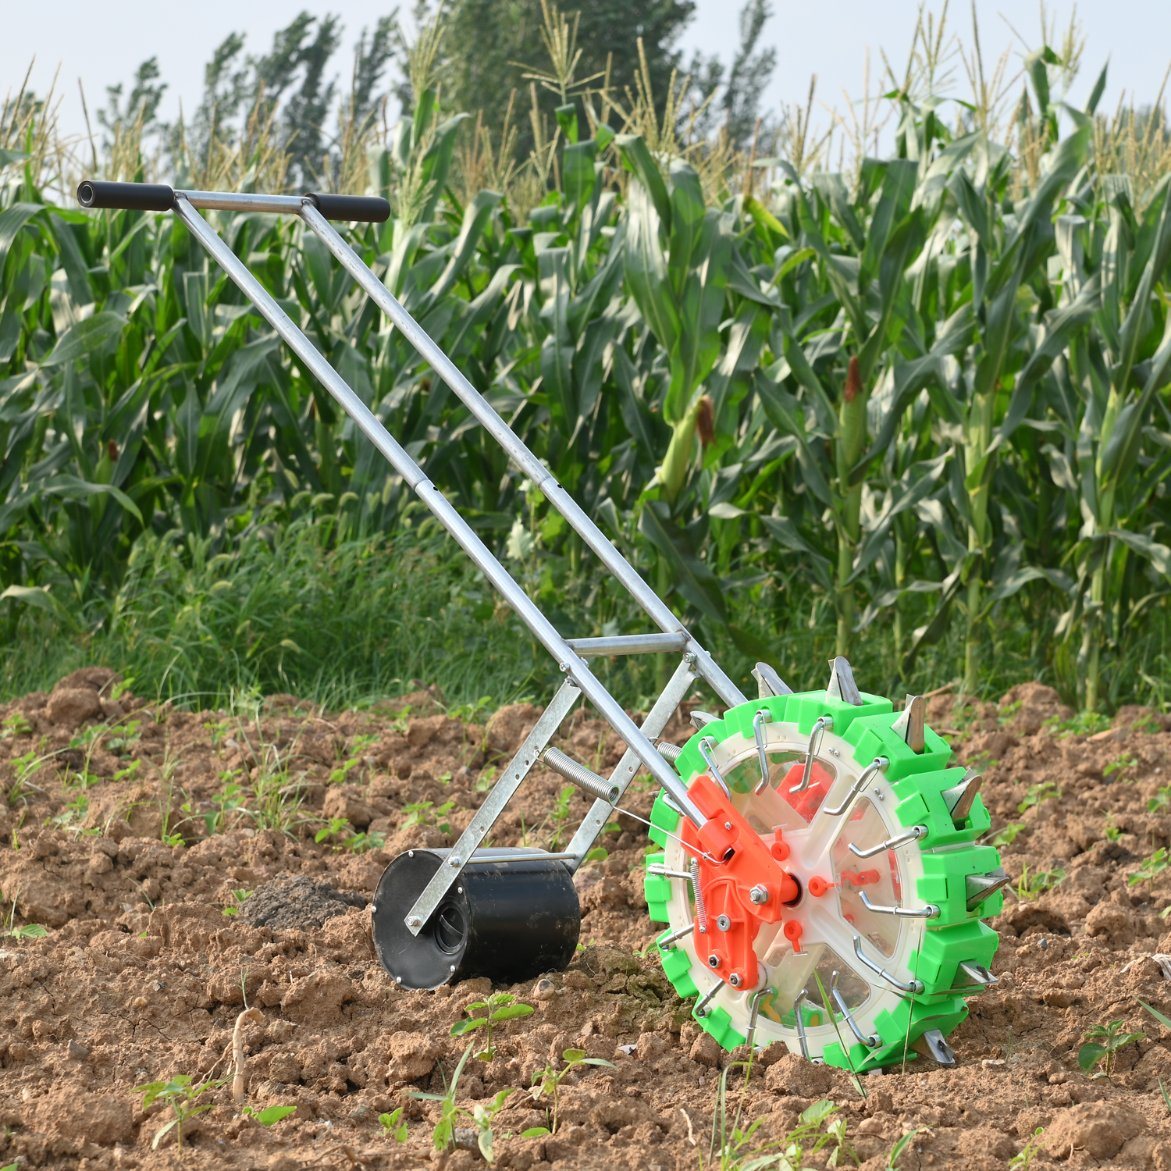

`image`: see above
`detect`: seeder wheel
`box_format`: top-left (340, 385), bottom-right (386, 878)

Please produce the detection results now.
top-left (644, 676), bottom-right (1004, 1071)
top-left (373, 848), bottom-right (580, 990)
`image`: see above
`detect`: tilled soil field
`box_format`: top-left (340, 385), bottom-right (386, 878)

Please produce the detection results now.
top-left (1, 667), bottom-right (1170, 1170)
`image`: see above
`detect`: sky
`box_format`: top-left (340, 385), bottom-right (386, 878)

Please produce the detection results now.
top-left (3, 1), bottom-right (1169, 155)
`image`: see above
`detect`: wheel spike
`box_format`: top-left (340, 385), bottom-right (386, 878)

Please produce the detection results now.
top-left (852, 934), bottom-right (924, 994)
top-left (690, 710), bottom-right (719, 730)
top-left (831, 970), bottom-right (880, 1047)
top-left (694, 978), bottom-right (724, 1017)
top-left (825, 657), bottom-right (864, 705)
top-left (658, 921), bottom-right (696, 949)
top-left (891, 694), bottom-right (926, 752)
top-left (923, 1029), bottom-right (956, 1066)
top-left (752, 662), bottom-right (793, 698)
top-left (956, 960), bottom-right (998, 990)
top-left (943, 767), bottom-right (982, 822)
top-left (965, 868), bottom-right (1010, 910)
top-left (745, 985), bottom-right (772, 1049)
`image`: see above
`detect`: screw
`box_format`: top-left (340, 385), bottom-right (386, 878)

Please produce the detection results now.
top-left (749, 885), bottom-right (769, 905)
top-left (406, 915), bottom-right (421, 929)
top-left (449, 855), bottom-right (462, 867)
top-left (729, 973), bottom-right (742, 988)
top-left (724, 821), bottom-right (733, 831)
top-left (708, 954), bottom-right (720, 968)
top-left (716, 914), bottom-right (731, 932)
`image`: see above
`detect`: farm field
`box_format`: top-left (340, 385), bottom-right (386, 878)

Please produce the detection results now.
top-left (1, 669), bottom-right (1170, 1169)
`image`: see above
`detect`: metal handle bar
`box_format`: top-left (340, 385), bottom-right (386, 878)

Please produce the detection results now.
top-left (76, 180), bottom-right (390, 222)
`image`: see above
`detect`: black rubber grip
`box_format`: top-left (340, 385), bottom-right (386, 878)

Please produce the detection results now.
top-left (305, 192), bottom-right (391, 222)
top-left (76, 180), bottom-right (176, 213)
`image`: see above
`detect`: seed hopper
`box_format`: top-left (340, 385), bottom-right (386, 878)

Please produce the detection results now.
top-left (78, 181), bottom-right (1007, 1071)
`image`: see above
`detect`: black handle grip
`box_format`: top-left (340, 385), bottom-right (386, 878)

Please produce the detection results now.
top-left (77, 180), bottom-right (176, 213)
top-left (305, 191), bottom-right (391, 223)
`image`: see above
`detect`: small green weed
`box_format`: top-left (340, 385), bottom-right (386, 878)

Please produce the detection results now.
top-left (527, 1048), bottom-right (615, 1134)
top-left (451, 991), bottom-right (535, 1060)
top-left (378, 1106), bottom-right (409, 1142)
top-left (1148, 786), bottom-right (1171, 813)
top-left (1017, 782), bottom-right (1060, 814)
top-left (1010, 1127), bottom-right (1045, 1169)
top-left (221, 889), bottom-right (253, 918)
top-left (1128, 848), bottom-right (1169, 887)
top-left (886, 1128), bottom-right (923, 1169)
top-left (241, 1104), bottom-right (296, 1126)
top-left (1045, 711), bottom-right (1111, 737)
top-left (1103, 752), bottom-right (1138, 780)
top-left (137, 1075), bottom-right (223, 1150)
top-left (413, 1044), bottom-right (513, 1163)
top-left (988, 821), bottom-right (1025, 848)
top-left (1014, 866), bottom-right (1065, 899)
top-left (3, 895), bottom-right (48, 941)
top-left (1077, 1020), bottom-right (1144, 1078)
top-left (402, 799), bottom-right (455, 833)
top-left (1, 711), bottom-right (31, 738)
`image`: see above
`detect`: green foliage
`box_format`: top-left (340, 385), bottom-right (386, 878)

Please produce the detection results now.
top-left (1010, 1127), bottom-right (1046, 1170)
top-left (241, 1104), bottom-right (296, 1126)
top-left (378, 1106), bottom-right (409, 1142)
top-left (450, 992), bottom-right (535, 1059)
top-left (413, 1044), bottom-right (513, 1163)
top-left (1128, 847), bottom-right (1169, 886)
top-left (137, 1075), bottom-right (223, 1151)
top-left (1017, 782), bottom-right (1061, 814)
top-left (1014, 865), bottom-right (1065, 899)
top-left (1077, 1020), bottom-right (1144, 1077)
top-left (528, 1047), bottom-right (615, 1134)
top-left (4, 18), bottom-right (1171, 718)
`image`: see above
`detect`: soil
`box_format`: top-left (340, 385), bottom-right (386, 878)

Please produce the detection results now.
top-left (1, 667), bottom-right (1170, 1170)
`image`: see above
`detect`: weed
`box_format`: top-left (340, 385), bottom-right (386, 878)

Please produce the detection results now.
top-left (378, 1106), bottom-right (409, 1142)
top-left (413, 1043), bottom-right (514, 1163)
top-left (1045, 711), bottom-right (1111, 737)
top-left (329, 734), bottom-right (376, 784)
top-left (2, 895), bottom-right (48, 941)
top-left (241, 1104), bottom-right (296, 1126)
top-left (1149, 786), bottom-right (1171, 813)
top-left (221, 889), bottom-right (254, 918)
top-left (1104, 822), bottom-right (1122, 841)
top-left (137, 1075), bottom-right (223, 1151)
top-left (1, 711), bottom-right (31, 738)
top-left (1077, 1020), bottom-right (1144, 1078)
top-left (1014, 866), bottom-right (1065, 899)
top-left (988, 822), bottom-right (1025, 848)
top-left (527, 1048), bottom-right (615, 1134)
top-left (1103, 752), bottom-right (1138, 780)
top-left (1010, 1127), bottom-right (1045, 1169)
top-left (475, 766), bottom-right (498, 794)
top-left (451, 991), bottom-right (535, 1060)
top-left (1138, 1000), bottom-right (1171, 1032)
top-left (1128, 848), bottom-right (1169, 887)
top-left (1017, 782), bottom-right (1060, 814)
top-left (314, 817), bottom-right (386, 853)
top-left (886, 1128), bottom-right (923, 1168)
top-left (402, 799), bottom-right (455, 833)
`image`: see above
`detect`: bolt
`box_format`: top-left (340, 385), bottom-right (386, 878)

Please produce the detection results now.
top-left (749, 885), bottom-right (769, 905)
top-left (406, 915), bottom-right (422, 929)
top-left (708, 954), bottom-right (720, 968)
top-left (724, 821), bottom-right (733, 831)
top-left (716, 914), bottom-right (731, 932)
top-left (407, 850), bottom-right (415, 858)
top-left (449, 855), bottom-right (462, 868)
top-left (729, 973), bottom-right (742, 988)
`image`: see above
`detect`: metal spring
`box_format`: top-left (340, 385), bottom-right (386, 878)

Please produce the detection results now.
top-left (690, 858), bottom-right (708, 934)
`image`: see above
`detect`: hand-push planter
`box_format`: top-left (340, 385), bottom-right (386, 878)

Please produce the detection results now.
top-left (79, 181), bottom-right (1006, 1071)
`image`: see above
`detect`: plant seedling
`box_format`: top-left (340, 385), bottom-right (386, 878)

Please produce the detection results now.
top-left (450, 991), bottom-right (534, 1059)
top-left (413, 1043), bottom-right (514, 1163)
top-left (1017, 781), bottom-right (1060, 814)
top-left (1077, 1020), bottom-right (1144, 1078)
top-left (527, 1048), bottom-right (615, 1134)
top-left (137, 1075), bottom-right (223, 1150)
top-left (1010, 1127), bottom-right (1045, 1169)
top-left (1014, 865), bottom-right (1065, 900)
top-left (1128, 847), bottom-right (1169, 887)
top-left (241, 1104), bottom-right (296, 1126)
top-left (378, 1106), bottom-right (409, 1142)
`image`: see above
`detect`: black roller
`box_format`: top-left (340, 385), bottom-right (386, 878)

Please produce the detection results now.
top-left (372, 848), bottom-right (580, 990)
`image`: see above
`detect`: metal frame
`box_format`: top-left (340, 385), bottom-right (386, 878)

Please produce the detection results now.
top-left (135, 187), bottom-right (745, 935)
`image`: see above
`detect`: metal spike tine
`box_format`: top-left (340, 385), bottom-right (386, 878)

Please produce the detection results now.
top-left (753, 663), bottom-right (793, 699)
top-left (923, 1029), bottom-right (956, 1066)
top-left (943, 767), bottom-right (982, 821)
top-left (965, 868), bottom-right (1010, 910)
top-left (826, 657), bottom-right (864, 706)
top-left (690, 710), bottom-right (719, 730)
top-left (957, 961), bottom-right (998, 989)
top-left (892, 694), bottom-right (926, 753)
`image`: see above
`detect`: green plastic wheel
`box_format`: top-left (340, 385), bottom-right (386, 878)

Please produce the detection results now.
top-left (644, 674), bottom-right (1004, 1072)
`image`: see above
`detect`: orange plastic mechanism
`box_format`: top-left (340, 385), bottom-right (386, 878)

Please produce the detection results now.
top-left (681, 774), bottom-right (801, 990)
